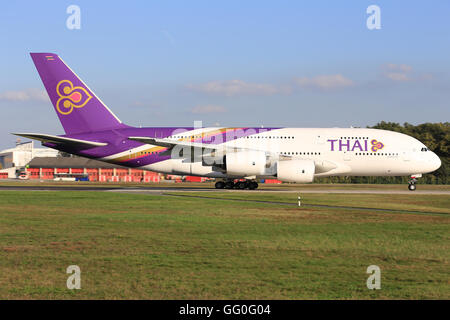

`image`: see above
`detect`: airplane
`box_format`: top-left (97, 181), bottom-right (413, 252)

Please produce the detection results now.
top-left (13, 53), bottom-right (441, 191)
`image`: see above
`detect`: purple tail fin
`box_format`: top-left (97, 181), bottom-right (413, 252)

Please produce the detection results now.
top-left (30, 53), bottom-right (126, 134)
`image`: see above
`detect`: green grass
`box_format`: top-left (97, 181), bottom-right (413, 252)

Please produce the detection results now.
top-left (169, 192), bottom-right (450, 214)
top-left (0, 190), bottom-right (448, 299)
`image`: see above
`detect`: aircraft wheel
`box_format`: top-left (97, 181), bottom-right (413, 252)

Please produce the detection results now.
top-left (408, 184), bottom-right (416, 191)
top-left (225, 181), bottom-right (234, 189)
top-left (215, 181), bottom-right (225, 189)
top-left (248, 181), bottom-right (258, 190)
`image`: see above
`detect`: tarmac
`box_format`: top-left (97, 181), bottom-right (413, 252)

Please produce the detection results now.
top-left (0, 184), bottom-right (449, 195)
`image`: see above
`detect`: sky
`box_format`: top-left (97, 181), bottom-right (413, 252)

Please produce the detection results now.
top-left (1, 0), bottom-right (449, 150)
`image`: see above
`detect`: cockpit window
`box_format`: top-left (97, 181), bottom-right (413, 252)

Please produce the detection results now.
top-left (421, 147), bottom-right (428, 152)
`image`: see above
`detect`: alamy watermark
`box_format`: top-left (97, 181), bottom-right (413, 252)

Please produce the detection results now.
top-left (66, 5), bottom-right (81, 30)
top-left (366, 265), bottom-right (381, 290)
top-left (366, 5), bottom-right (381, 30)
top-left (66, 265), bottom-right (81, 289)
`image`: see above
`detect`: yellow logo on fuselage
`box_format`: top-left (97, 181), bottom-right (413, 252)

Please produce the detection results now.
top-left (56, 80), bottom-right (92, 115)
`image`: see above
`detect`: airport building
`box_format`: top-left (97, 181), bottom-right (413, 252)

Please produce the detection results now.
top-left (25, 157), bottom-right (163, 182)
top-left (0, 141), bottom-right (59, 178)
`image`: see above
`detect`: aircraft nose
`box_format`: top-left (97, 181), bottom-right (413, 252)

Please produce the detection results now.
top-left (430, 152), bottom-right (441, 171)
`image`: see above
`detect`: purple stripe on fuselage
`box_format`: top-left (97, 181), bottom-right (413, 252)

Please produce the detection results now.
top-left (44, 127), bottom-right (281, 167)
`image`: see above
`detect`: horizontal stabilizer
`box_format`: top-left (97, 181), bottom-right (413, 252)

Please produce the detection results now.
top-left (12, 133), bottom-right (107, 149)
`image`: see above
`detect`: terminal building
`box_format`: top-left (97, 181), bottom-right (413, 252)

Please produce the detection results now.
top-left (25, 157), bottom-right (162, 182)
top-left (0, 141), bottom-right (58, 178)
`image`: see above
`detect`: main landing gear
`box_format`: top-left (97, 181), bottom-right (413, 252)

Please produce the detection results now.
top-left (215, 180), bottom-right (259, 190)
top-left (408, 176), bottom-right (417, 191)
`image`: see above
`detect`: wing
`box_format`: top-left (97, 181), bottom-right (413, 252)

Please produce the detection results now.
top-left (127, 136), bottom-right (220, 152)
top-left (127, 136), bottom-right (287, 159)
top-left (12, 133), bottom-right (107, 149)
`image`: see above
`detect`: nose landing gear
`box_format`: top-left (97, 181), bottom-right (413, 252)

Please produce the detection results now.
top-left (408, 176), bottom-right (417, 191)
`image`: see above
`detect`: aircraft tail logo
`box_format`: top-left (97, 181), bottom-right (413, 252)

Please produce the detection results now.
top-left (56, 80), bottom-right (92, 115)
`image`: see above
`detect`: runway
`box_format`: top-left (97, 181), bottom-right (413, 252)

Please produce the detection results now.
top-left (107, 187), bottom-right (450, 195)
top-left (0, 185), bottom-right (449, 195)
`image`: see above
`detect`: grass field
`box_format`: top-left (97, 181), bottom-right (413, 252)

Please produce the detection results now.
top-left (0, 188), bottom-right (448, 299)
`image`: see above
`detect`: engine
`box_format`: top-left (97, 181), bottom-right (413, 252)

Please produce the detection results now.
top-left (277, 159), bottom-right (315, 183)
top-left (217, 150), bottom-right (268, 176)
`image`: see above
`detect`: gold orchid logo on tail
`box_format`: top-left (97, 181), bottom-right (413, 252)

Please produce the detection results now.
top-left (56, 80), bottom-right (92, 115)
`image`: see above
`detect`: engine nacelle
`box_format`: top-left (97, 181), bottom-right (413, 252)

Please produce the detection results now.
top-left (224, 150), bottom-right (267, 176)
top-left (277, 159), bottom-right (315, 183)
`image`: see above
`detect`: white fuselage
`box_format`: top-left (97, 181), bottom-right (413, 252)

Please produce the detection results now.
top-left (98, 127), bottom-right (441, 180)
top-left (133, 128), bottom-right (441, 179)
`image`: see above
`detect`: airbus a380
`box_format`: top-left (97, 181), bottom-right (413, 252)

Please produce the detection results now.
top-left (13, 53), bottom-right (441, 191)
